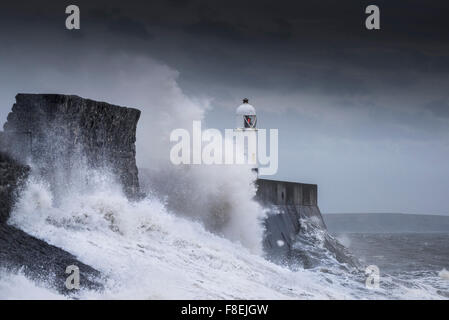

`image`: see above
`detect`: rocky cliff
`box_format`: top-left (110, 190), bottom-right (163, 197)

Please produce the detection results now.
top-left (3, 94), bottom-right (141, 199)
top-left (0, 151), bottom-right (29, 224)
top-left (0, 94), bottom-right (142, 293)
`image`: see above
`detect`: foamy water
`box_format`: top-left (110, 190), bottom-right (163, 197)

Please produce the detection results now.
top-left (0, 269), bottom-right (65, 300)
top-left (2, 176), bottom-right (447, 300)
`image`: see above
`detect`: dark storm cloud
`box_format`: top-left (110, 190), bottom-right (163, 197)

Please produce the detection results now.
top-left (185, 18), bottom-right (246, 41)
top-left (1, 0), bottom-right (449, 213)
top-left (1, 0), bottom-right (448, 115)
top-left (94, 10), bottom-right (154, 40)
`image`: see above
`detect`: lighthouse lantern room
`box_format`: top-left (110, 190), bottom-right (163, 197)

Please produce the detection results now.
top-left (236, 98), bottom-right (257, 129)
top-left (234, 98), bottom-right (258, 174)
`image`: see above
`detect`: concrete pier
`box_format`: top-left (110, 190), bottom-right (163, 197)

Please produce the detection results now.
top-left (256, 179), bottom-right (326, 263)
top-left (256, 178), bottom-right (360, 268)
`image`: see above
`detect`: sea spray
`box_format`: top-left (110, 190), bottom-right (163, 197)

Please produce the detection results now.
top-left (6, 172), bottom-right (447, 299)
top-left (439, 269), bottom-right (449, 280)
top-left (142, 164), bottom-right (266, 254)
top-left (6, 172), bottom-right (346, 298)
top-left (0, 268), bottom-right (65, 300)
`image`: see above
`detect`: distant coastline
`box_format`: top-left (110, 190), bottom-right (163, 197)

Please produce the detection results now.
top-left (323, 213), bottom-right (449, 233)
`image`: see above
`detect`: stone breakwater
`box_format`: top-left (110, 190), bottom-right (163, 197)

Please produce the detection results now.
top-left (256, 179), bottom-right (360, 269)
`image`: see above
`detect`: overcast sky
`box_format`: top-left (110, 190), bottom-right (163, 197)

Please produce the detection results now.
top-left (1, 0), bottom-right (449, 214)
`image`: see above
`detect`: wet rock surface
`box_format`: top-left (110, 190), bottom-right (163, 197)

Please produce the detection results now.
top-left (0, 152), bottom-right (29, 224)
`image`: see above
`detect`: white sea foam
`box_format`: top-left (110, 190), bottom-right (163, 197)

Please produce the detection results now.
top-left (5, 176), bottom-right (448, 300)
top-left (0, 269), bottom-right (65, 300)
top-left (439, 269), bottom-right (449, 280)
top-left (336, 234), bottom-right (352, 248)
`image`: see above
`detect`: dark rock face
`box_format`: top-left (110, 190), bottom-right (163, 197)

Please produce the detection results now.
top-left (0, 93), bottom-right (140, 293)
top-left (0, 224), bottom-right (103, 294)
top-left (0, 152), bottom-right (29, 224)
top-left (0, 151), bottom-right (102, 294)
top-left (3, 94), bottom-right (141, 199)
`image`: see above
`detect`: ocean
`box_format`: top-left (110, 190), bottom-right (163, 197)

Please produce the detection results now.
top-left (334, 232), bottom-right (449, 298)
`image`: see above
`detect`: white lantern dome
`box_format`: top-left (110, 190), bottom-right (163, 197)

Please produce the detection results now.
top-left (236, 98), bottom-right (257, 129)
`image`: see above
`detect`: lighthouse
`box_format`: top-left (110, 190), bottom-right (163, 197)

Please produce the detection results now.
top-left (234, 98), bottom-right (258, 174)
